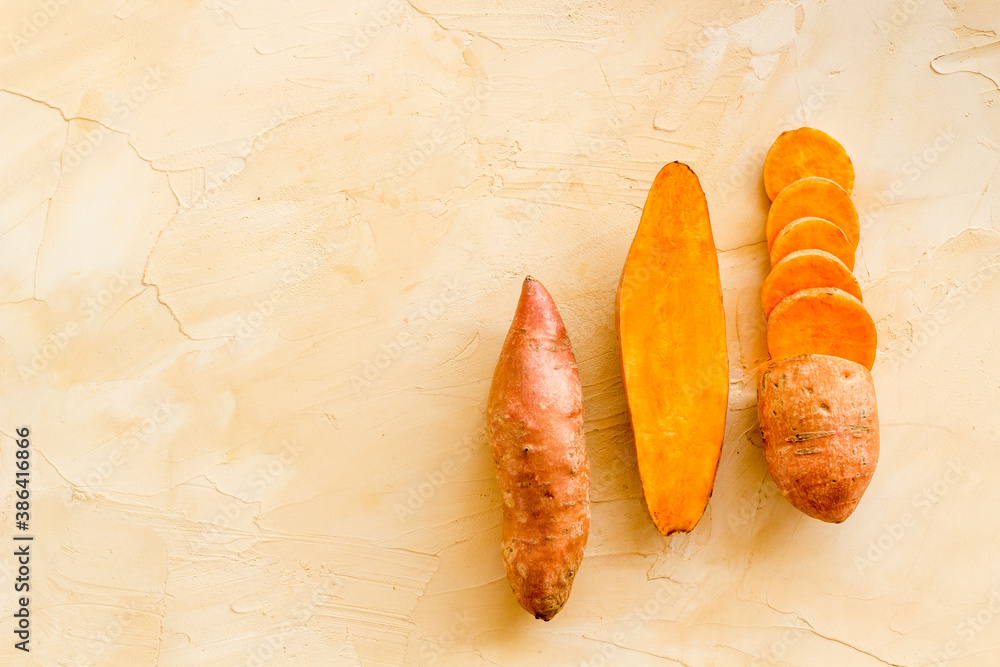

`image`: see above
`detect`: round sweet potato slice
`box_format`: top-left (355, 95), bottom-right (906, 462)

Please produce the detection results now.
top-left (765, 177), bottom-right (859, 251)
top-left (763, 127), bottom-right (855, 200)
top-left (766, 287), bottom-right (876, 370)
top-left (770, 217), bottom-right (856, 271)
top-left (757, 354), bottom-right (879, 523)
top-left (761, 250), bottom-right (861, 319)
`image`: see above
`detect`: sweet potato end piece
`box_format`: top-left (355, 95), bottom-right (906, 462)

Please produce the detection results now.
top-left (757, 354), bottom-right (879, 522)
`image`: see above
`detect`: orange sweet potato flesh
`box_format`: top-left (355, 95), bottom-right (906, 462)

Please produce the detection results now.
top-left (617, 162), bottom-right (728, 536)
top-left (766, 287), bottom-right (876, 370)
top-left (765, 177), bottom-right (859, 251)
top-left (763, 127), bottom-right (855, 200)
top-left (757, 354), bottom-right (879, 522)
top-left (761, 249), bottom-right (861, 319)
top-left (770, 217), bottom-right (856, 271)
top-left (488, 276), bottom-right (589, 621)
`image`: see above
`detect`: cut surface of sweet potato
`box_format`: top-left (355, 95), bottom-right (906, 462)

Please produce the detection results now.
top-left (770, 217), bottom-right (856, 270)
top-left (761, 250), bottom-right (861, 319)
top-left (763, 127), bottom-right (855, 200)
top-left (765, 177), bottom-right (859, 251)
top-left (757, 354), bottom-right (879, 523)
top-left (617, 161), bottom-right (728, 536)
top-left (766, 287), bottom-right (876, 369)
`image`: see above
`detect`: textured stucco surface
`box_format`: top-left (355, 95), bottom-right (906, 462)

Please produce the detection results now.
top-left (1, 1), bottom-right (1000, 665)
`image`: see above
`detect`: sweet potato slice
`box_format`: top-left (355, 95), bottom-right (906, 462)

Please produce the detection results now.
top-left (766, 287), bottom-right (876, 369)
top-left (761, 250), bottom-right (861, 319)
top-left (617, 162), bottom-right (728, 536)
top-left (763, 127), bottom-right (855, 200)
top-left (488, 276), bottom-right (589, 621)
top-left (757, 354), bottom-right (879, 523)
top-left (765, 177), bottom-right (859, 251)
top-left (770, 217), bottom-right (856, 270)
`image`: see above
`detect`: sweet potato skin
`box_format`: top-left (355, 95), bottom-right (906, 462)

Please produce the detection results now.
top-left (757, 354), bottom-right (879, 522)
top-left (487, 276), bottom-right (589, 621)
top-left (617, 161), bottom-right (728, 536)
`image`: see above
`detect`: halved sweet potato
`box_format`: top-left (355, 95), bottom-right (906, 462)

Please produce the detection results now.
top-left (761, 250), bottom-right (861, 319)
top-left (763, 127), bottom-right (855, 200)
top-left (757, 354), bottom-right (879, 523)
top-left (770, 217), bottom-right (856, 271)
top-left (617, 162), bottom-right (728, 536)
top-left (766, 287), bottom-right (876, 369)
top-left (765, 177), bottom-right (859, 251)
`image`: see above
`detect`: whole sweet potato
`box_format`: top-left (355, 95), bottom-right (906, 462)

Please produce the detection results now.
top-left (487, 276), bottom-right (589, 620)
top-left (757, 354), bottom-right (879, 523)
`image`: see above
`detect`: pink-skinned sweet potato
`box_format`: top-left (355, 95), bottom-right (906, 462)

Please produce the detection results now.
top-left (757, 354), bottom-right (879, 523)
top-left (487, 276), bottom-right (589, 620)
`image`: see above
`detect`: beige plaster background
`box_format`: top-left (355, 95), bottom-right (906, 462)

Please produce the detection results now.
top-left (1, 0), bottom-right (999, 665)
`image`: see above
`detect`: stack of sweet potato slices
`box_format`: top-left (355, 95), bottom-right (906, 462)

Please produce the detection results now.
top-left (760, 127), bottom-right (876, 370)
